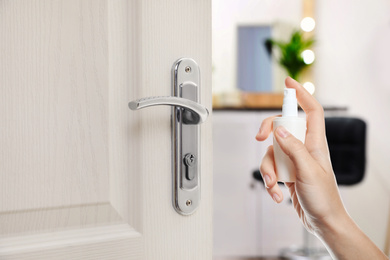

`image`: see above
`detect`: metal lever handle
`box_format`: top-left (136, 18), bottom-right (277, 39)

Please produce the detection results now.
top-left (128, 58), bottom-right (205, 215)
top-left (128, 95), bottom-right (209, 124)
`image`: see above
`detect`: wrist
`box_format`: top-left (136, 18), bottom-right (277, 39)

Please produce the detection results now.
top-left (313, 207), bottom-right (361, 259)
top-left (313, 206), bottom-right (352, 241)
top-left (313, 207), bottom-right (388, 260)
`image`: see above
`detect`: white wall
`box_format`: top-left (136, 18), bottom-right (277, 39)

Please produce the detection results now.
top-left (315, 0), bottom-right (390, 250)
top-left (213, 0), bottom-right (390, 252)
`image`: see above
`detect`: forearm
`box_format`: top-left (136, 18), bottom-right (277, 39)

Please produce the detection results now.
top-left (315, 211), bottom-right (388, 260)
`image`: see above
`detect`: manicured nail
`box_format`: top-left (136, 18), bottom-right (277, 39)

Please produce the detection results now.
top-left (287, 76), bottom-right (298, 83)
top-left (256, 128), bottom-right (262, 139)
top-left (272, 193), bottom-right (281, 203)
top-left (264, 175), bottom-right (271, 188)
top-left (276, 126), bottom-right (290, 138)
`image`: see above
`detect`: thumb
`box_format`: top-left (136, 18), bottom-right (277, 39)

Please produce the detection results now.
top-left (274, 126), bottom-right (316, 173)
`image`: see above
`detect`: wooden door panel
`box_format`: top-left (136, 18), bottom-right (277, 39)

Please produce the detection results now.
top-left (0, 0), bottom-right (212, 259)
top-left (0, 0), bottom-right (109, 212)
top-left (0, 1), bottom-right (142, 258)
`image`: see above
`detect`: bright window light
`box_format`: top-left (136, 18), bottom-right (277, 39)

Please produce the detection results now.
top-left (302, 50), bottom-right (315, 64)
top-left (301, 17), bottom-right (316, 32)
top-left (303, 82), bottom-right (315, 95)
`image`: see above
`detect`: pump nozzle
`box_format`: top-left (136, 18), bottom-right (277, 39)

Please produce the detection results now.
top-left (282, 88), bottom-right (298, 117)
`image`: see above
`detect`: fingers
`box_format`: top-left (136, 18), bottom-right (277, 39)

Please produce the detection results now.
top-left (255, 115), bottom-right (281, 141)
top-left (285, 77), bottom-right (327, 151)
top-left (274, 126), bottom-right (317, 176)
top-left (260, 146), bottom-right (284, 203)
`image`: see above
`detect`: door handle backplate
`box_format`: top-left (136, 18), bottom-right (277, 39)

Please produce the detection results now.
top-left (128, 58), bottom-right (207, 215)
top-left (172, 58), bottom-right (202, 215)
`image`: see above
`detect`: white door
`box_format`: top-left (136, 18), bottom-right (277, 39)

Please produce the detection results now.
top-left (0, 1), bottom-right (212, 259)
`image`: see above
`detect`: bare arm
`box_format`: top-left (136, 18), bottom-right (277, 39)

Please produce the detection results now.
top-left (317, 209), bottom-right (387, 260)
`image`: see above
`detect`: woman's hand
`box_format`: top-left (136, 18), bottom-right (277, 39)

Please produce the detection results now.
top-left (255, 77), bottom-right (346, 233)
top-left (255, 77), bottom-right (388, 259)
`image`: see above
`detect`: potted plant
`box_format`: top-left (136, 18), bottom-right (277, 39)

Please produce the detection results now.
top-left (265, 30), bottom-right (315, 81)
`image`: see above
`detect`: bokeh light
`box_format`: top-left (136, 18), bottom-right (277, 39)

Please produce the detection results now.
top-left (302, 50), bottom-right (315, 64)
top-left (303, 82), bottom-right (315, 95)
top-left (300, 17), bottom-right (316, 32)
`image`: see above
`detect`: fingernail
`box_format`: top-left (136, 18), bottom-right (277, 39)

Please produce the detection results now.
top-left (264, 175), bottom-right (271, 188)
top-left (272, 193), bottom-right (281, 203)
top-left (276, 126), bottom-right (290, 138)
top-left (287, 76), bottom-right (297, 83)
top-left (256, 128), bottom-right (262, 138)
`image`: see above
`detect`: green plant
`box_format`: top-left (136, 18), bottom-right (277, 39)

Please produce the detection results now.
top-left (265, 30), bottom-right (315, 80)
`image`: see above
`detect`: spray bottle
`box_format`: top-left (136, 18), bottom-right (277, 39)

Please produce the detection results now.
top-left (273, 88), bottom-right (306, 182)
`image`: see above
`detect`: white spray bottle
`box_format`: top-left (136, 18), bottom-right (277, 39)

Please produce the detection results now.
top-left (273, 88), bottom-right (306, 182)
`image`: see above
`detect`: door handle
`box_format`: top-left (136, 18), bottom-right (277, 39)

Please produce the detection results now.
top-left (128, 94), bottom-right (209, 124)
top-left (128, 58), bottom-right (208, 215)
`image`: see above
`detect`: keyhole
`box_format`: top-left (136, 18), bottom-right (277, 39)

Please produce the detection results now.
top-left (184, 153), bottom-right (196, 180)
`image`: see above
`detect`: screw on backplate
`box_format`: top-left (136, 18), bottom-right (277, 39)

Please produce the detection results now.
top-left (186, 200), bottom-right (192, 206)
top-left (184, 153), bottom-right (196, 167)
top-left (185, 66), bottom-right (191, 73)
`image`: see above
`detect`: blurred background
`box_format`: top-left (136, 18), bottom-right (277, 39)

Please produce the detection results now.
top-left (212, 0), bottom-right (390, 259)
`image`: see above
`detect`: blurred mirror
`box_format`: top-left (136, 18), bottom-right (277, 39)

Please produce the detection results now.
top-left (212, 0), bottom-right (308, 108)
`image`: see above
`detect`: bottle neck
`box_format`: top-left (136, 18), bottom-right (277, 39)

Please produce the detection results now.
top-left (282, 103), bottom-right (298, 117)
